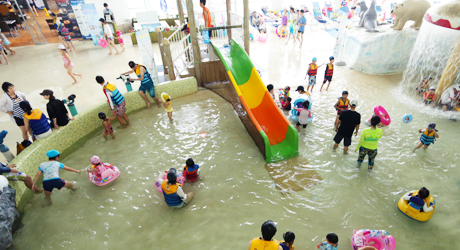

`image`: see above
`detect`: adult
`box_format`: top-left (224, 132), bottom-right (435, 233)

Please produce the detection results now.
top-left (95, 76), bottom-right (130, 126)
top-left (19, 101), bottom-right (52, 140)
top-left (120, 61), bottom-right (162, 108)
top-left (356, 115), bottom-right (383, 172)
top-left (103, 3), bottom-right (115, 23)
top-left (200, 0), bottom-right (213, 28)
top-left (441, 87), bottom-right (459, 111)
top-left (333, 99), bottom-right (361, 154)
top-left (248, 220), bottom-right (283, 250)
top-left (295, 86), bottom-right (310, 99)
top-left (40, 89), bottom-right (74, 130)
top-left (0, 82), bottom-right (29, 140)
top-left (99, 18), bottom-right (120, 55)
top-left (159, 168), bottom-right (194, 208)
top-left (0, 162), bottom-right (41, 193)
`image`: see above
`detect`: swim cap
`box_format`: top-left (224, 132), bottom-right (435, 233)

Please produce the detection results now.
top-left (46, 150), bottom-right (60, 158)
top-left (428, 123), bottom-right (436, 129)
top-left (312, 57), bottom-right (317, 61)
top-left (89, 155), bottom-right (100, 165)
top-left (167, 168), bottom-right (177, 184)
top-left (98, 112), bottom-right (106, 120)
top-left (329, 56), bottom-right (334, 60)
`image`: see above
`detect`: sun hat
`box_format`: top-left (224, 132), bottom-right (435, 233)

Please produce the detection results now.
top-left (350, 99), bottom-right (358, 107)
top-left (58, 45), bottom-right (66, 50)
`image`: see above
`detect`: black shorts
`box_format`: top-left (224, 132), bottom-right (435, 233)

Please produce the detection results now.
top-left (296, 122), bottom-right (308, 128)
top-left (14, 116), bottom-right (25, 126)
top-left (43, 178), bottom-right (66, 192)
top-left (323, 76), bottom-right (333, 83)
top-left (351, 6), bottom-right (356, 10)
top-left (298, 30), bottom-right (304, 34)
top-left (334, 133), bottom-right (351, 146)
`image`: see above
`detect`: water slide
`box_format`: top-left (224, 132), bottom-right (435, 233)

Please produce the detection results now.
top-left (210, 39), bottom-right (298, 163)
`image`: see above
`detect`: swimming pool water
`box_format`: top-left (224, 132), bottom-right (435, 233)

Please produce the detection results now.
top-left (13, 81), bottom-right (460, 248)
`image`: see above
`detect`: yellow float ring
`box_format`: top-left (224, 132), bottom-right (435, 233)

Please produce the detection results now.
top-left (160, 92), bottom-right (170, 103)
top-left (397, 190), bottom-right (435, 222)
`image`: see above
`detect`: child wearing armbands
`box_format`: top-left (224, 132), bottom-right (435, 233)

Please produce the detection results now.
top-left (183, 158), bottom-right (200, 182)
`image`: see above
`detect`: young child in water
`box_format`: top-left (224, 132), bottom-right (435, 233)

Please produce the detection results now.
top-left (423, 86), bottom-right (436, 105)
top-left (267, 84), bottom-right (275, 100)
top-left (416, 77), bottom-right (431, 94)
top-left (182, 158), bottom-right (200, 182)
top-left (98, 112), bottom-right (116, 140)
top-left (317, 233), bottom-right (339, 250)
top-left (402, 187), bottom-right (435, 212)
top-left (281, 97), bottom-right (292, 111)
top-left (294, 100), bottom-right (311, 130)
top-left (414, 123), bottom-right (439, 152)
top-left (164, 98), bottom-right (173, 121)
top-left (280, 231), bottom-right (295, 250)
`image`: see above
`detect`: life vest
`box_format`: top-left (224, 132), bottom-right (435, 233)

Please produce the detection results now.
top-left (423, 92), bottom-right (435, 102)
top-left (103, 82), bottom-right (125, 106)
top-left (325, 64), bottom-right (334, 77)
top-left (184, 164), bottom-right (199, 182)
top-left (280, 242), bottom-right (295, 250)
top-left (134, 65), bottom-right (153, 86)
top-left (23, 109), bottom-right (50, 136)
top-left (420, 130), bottom-right (435, 144)
top-left (308, 64), bottom-right (317, 76)
top-left (161, 180), bottom-right (183, 207)
top-left (202, 6), bottom-right (213, 27)
top-left (186, 23), bottom-right (190, 34)
top-left (336, 97), bottom-right (349, 114)
top-left (250, 237), bottom-right (280, 250)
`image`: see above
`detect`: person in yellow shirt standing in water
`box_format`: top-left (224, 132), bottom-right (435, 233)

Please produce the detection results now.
top-left (248, 220), bottom-right (283, 250)
top-left (356, 115), bottom-right (383, 172)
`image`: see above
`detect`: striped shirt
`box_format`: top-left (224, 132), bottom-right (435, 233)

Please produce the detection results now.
top-left (9, 95), bottom-right (25, 118)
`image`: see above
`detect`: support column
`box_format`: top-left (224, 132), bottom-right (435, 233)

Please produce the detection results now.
top-left (243, 0), bottom-right (249, 55)
top-left (155, 27), bottom-right (168, 74)
top-left (176, 0), bottom-right (185, 25)
top-left (226, 0), bottom-right (232, 44)
top-left (163, 38), bottom-right (176, 81)
top-left (435, 39), bottom-right (460, 101)
top-left (186, 0), bottom-right (202, 85)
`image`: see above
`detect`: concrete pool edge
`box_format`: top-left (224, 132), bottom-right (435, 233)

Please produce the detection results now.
top-left (9, 77), bottom-right (198, 212)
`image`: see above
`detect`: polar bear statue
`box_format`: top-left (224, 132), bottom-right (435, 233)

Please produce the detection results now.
top-left (390, 0), bottom-right (431, 30)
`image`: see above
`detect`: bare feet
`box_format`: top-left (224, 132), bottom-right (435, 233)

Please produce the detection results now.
top-left (147, 102), bottom-right (151, 109)
top-left (122, 48), bottom-right (125, 52)
top-left (11, 51), bottom-right (16, 55)
top-left (109, 53), bottom-right (113, 55)
top-left (157, 102), bottom-right (162, 108)
top-left (72, 81), bottom-right (78, 84)
top-left (115, 52), bottom-right (119, 55)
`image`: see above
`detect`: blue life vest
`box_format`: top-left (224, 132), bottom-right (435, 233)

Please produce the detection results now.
top-left (420, 130), bottom-right (435, 145)
top-left (161, 181), bottom-right (183, 207)
top-left (103, 82), bottom-right (125, 106)
top-left (409, 196), bottom-right (425, 211)
top-left (135, 65), bottom-right (153, 86)
top-left (23, 110), bottom-right (50, 136)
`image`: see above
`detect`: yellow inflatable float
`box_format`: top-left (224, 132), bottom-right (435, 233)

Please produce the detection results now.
top-left (398, 190), bottom-right (436, 222)
top-left (160, 92), bottom-right (171, 103)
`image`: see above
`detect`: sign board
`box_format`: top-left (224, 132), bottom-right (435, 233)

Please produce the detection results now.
top-left (135, 29), bottom-right (159, 86)
top-left (81, 3), bottom-right (103, 45)
top-left (70, 0), bottom-right (91, 40)
top-left (203, 30), bottom-right (210, 44)
top-left (55, 0), bottom-right (82, 39)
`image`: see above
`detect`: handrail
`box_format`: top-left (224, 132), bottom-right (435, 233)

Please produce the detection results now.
top-left (166, 22), bottom-right (187, 44)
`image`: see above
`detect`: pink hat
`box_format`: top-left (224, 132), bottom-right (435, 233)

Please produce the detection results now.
top-left (89, 155), bottom-right (100, 165)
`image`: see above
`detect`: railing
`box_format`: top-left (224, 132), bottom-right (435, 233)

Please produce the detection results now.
top-left (170, 33), bottom-right (193, 76)
top-left (167, 23), bottom-right (187, 44)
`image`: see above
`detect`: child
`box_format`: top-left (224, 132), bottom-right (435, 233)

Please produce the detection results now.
top-left (87, 155), bottom-right (114, 176)
top-left (100, 18), bottom-right (120, 55)
top-left (280, 231), bottom-right (295, 250)
top-left (280, 9), bottom-right (288, 38)
top-left (423, 86), bottom-right (436, 105)
top-left (356, 115), bottom-right (383, 172)
top-left (0, 29), bottom-right (15, 55)
top-left (285, 7), bottom-right (298, 45)
top-left (183, 158), bottom-right (200, 182)
top-left (0, 37), bottom-right (10, 65)
top-left (59, 45), bottom-right (81, 84)
top-left (317, 233), bottom-right (339, 250)
top-left (297, 10), bottom-right (307, 48)
top-left (114, 30), bottom-right (125, 52)
top-left (294, 100), bottom-right (311, 130)
top-left (164, 98), bottom-right (173, 121)
top-left (99, 112), bottom-right (116, 140)
top-left (416, 77), bottom-right (431, 94)
top-left (414, 123), bottom-right (439, 152)
top-left (267, 84), bottom-right (275, 100)
top-left (281, 97), bottom-right (292, 111)
top-left (305, 57), bottom-right (321, 93)
top-left (32, 150), bottom-right (81, 206)
top-left (321, 56), bottom-right (335, 91)
top-left (61, 25), bottom-right (76, 52)
top-left (334, 91), bottom-right (349, 130)
top-left (402, 187), bottom-right (435, 212)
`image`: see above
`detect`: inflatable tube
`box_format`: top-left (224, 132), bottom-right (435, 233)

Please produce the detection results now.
top-left (160, 92), bottom-right (171, 103)
top-left (87, 163), bottom-right (120, 186)
top-left (351, 229), bottom-right (396, 250)
top-left (373, 105), bottom-right (391, 126)
top-left (98, 38), bottom-right (108, 48)
top-left (398, 190), bottom-right (435, 222)
top-left (154, 170), bottom-right (185, 193)
top-left (276, 26), bottom-right (287, 37)
top-left (258, 33), bottom-right (268, 42)
top-left (289, 97), bottom-right (313, 123)
top-left (402, 114), bottom-right (413, 123)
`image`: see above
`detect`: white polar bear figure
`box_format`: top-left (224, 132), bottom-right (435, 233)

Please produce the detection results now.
top-left (391, 0), bottom-right (431, 30)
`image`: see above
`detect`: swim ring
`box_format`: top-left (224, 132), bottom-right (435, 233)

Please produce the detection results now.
top-left (289, 97), bottom-right (313, 123)
top-left (154, 170), bottom-right (185, 193)
top-left (398, 190), bottom-right (435, 222)
top-left (87, 163), bottom-right (121, 186)
top-left (402, 114), bottom-right (413, 123)
top-left (351, 229), bottom-right (396, 250)
top-left (374, 105), bottom-right (391, 126)
top-left (276, 26), bottom-right (287, 38)
top-left (98, 38), bottom-right (108, 48)
top-left (160, 92), bottom-right (171, 103)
